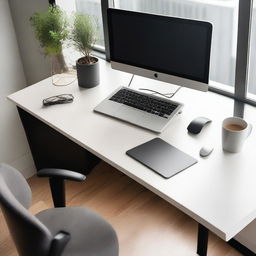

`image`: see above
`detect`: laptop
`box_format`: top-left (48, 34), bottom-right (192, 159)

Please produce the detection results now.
top-left (94, 87), bottom-right (183, 133)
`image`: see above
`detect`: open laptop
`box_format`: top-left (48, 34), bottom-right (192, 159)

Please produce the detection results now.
top-left (94, 86), bottom-right (183, 133)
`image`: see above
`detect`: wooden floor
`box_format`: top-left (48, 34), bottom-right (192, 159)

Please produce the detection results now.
top-left (1, 161), bottom-right (242, 256)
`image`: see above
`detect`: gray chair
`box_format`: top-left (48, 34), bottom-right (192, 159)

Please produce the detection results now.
top-left (0, 163), bottom-right (119, 256)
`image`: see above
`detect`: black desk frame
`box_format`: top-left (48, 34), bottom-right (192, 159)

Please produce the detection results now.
top-left (18, 107), bottom-right (100, 174)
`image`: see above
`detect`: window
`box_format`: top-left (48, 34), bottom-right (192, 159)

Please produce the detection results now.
top-left (56, 0), bottom-right (104, 48)
top-left (54, 0), bottom-right (256, 106)
top-left (247, 1), bottom-right (256, 100)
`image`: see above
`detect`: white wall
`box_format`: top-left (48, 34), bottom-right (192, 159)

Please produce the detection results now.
top-left (9, 0), bottom-right (51, 85)
top-left (0, 0), bottom-right (35, 178)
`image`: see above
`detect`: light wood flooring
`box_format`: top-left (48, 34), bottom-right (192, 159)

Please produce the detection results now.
top-left (0, 161), bottom-right (242, 256)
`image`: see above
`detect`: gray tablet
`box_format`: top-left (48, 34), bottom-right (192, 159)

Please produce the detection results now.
top-left (126, 138), bottom-right (197, 179)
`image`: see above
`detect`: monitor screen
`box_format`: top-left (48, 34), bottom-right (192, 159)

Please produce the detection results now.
top-left (107, 8), bottom-right (212, 86)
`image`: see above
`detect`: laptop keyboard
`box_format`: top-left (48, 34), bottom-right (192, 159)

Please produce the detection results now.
top-left (109, 88), bottom-right (179, 118)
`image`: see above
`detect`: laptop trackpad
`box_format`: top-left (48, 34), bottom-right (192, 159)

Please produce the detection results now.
top-left (115, 105), bottom-right (143, 123)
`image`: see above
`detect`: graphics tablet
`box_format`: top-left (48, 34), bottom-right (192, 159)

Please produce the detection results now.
top-left (126, 138), bottom-right (197, 178)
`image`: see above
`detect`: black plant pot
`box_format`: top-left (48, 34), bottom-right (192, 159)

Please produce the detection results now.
top-left (76, 57), bottom-right (100, 88)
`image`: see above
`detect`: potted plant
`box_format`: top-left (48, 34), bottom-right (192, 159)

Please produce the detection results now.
top-left (30, 5), bottom-right (72, 85)
top-left (70, 13), bottom-right (99, 88)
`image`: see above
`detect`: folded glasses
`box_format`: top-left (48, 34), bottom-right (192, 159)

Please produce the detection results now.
top-left (43, 94), bottom-right (74, 106)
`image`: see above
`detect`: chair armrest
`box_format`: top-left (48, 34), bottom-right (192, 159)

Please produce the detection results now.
top-left (49, 231), bottom-right (70, 256)
top-left (37, 168), bottom-right (86, 182)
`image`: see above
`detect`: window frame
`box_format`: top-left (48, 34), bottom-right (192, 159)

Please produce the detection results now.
top-left (209, 0), bottom-right (254, 109)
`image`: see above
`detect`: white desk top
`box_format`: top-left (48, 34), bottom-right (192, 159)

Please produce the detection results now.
top-left (8, 59), bottom-right (256, 241)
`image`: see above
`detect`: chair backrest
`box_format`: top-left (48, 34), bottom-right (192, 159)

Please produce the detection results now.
top-left (0, 163), bottom-right (53, 256)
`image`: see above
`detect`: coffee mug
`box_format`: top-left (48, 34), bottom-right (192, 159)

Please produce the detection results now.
top-left (222, 117), bottom-right (252, 153)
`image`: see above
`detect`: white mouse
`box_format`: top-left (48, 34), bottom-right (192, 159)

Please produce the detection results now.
top-left (199, 146), bottom-right (214, 157)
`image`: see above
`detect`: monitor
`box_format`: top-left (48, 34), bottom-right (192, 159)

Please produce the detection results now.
top-left (107, 8), bottom-right (212, 92)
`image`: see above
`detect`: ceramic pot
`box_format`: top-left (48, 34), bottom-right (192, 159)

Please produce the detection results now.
top-left (76, 56), bottom-right (99, 88)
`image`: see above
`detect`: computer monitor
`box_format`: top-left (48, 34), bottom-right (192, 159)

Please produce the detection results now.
top-left (107, 8), bottom-right (212, 92)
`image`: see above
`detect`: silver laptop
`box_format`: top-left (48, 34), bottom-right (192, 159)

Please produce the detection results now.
top-left (94, 87), bottom-right (183, 133)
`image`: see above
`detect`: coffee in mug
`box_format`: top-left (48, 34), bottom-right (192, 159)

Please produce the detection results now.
top-left (222, 117), bottom-right (252, 153)
top-left (224, 124), bottom-right (244, 131)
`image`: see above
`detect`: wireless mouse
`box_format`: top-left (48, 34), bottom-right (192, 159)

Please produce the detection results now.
top-left (200, 146), bottom-right (214, 157)
top-left (187, 117), bottom-right (212, 134)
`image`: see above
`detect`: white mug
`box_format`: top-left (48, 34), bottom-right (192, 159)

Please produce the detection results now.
top-left (222, 117), bottom-right (252, 153)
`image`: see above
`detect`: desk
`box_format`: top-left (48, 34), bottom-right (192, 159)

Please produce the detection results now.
top-left (8, 59), bottom-right (256, 255)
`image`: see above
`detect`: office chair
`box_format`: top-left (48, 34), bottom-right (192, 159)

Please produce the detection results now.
top-left (0, 163), bottom-right (119, 256)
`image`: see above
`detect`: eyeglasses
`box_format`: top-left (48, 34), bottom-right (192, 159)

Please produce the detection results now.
top-left (43, 94), bottom-right (74, 106)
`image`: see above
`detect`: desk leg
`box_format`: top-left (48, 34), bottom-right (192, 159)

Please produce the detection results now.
top-left (197, 224), bottom-right (209, 256)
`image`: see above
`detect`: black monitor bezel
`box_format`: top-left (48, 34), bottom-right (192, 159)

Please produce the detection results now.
top-left (107, 8), bottom-right (212, 84)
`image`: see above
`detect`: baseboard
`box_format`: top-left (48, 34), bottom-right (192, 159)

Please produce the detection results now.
top-left (228, 239), bottom-right (256, 256)
top-left (8, 152), bottom-right (36, 178)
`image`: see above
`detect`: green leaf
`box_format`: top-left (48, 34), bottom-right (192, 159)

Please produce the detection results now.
top-left (30, 5), bottom-right (69, 56)
top-left (70, 13), bottom-right (99, 60)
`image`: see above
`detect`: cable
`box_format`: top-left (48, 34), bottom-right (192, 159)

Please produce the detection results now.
top-left (127, 73), bottom-right (182, 98)
top-left (127, 74), bottom-right (134, 87)
top-left (139, 86), bottom-right (182, 99)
